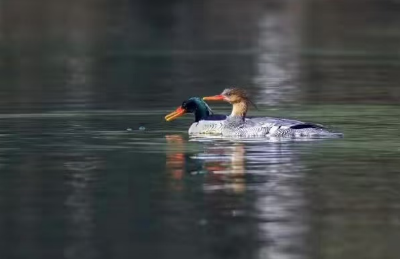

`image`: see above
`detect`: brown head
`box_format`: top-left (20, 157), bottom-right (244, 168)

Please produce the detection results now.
top-left (203, 88), bottom-right (256, 117)
top-left (203, 88), bottom-right (249, 104)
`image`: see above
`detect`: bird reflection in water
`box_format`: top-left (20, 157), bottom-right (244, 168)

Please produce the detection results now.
top-left (165, 135), bottom-right (246, 193)
top-left (165, 134), bottom-right (308, 259)
top-left (165, 134), bottom-right (187, 191)
top-left (194, 142), bottom-right (246, 194)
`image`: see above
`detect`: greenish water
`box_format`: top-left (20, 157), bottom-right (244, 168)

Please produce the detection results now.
top-left (0, 106), bottom-right (399, 259)
top-left (2, 0), bottom-right (400, 258)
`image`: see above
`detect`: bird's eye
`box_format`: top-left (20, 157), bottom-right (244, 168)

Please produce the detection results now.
top-left (226, 92), bottom-right (231, 96)
top-left (182, 102), bottom-right (187, 107)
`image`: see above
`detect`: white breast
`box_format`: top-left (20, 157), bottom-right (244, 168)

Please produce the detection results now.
top-left (188, 120), bottom-right (224, 135)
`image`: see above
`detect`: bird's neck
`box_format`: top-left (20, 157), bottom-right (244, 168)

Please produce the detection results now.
top-left (230, 100), bottom-right (248, 118)
top-left (194, 109), bottom-right (210, 122)
top-left (194, 103), bottom-right (213, 122)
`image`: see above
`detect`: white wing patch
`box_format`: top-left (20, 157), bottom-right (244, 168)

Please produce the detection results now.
top-left (188, 121), bottom-right (224, 135)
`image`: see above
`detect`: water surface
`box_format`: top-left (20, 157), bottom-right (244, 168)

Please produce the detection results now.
top-left (1, 0), bottom-right (400, 259)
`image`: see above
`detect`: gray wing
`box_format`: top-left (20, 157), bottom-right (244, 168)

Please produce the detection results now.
top-left (248, 117), bottom-right (325, 129)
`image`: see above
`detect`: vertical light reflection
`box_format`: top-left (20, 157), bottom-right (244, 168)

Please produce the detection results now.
top-left (63, 156), bottom-right (100, 259)
top-left (191, 139), bottom-right (308, 259)
top-left (248, 143), bottom-right (306, 259)
top-left (64, 57), bottom-right (93, 109)
top-left (62, 0), bottom-right (101, 109)
top-left (173, 137), bottom-right (309, 258)
top-left (254, 2), bottom-right (303, 105)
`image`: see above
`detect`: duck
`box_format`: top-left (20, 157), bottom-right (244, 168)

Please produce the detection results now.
top-left (165, 97), bottom-right (227, 135)
top-left (203, 88), bottom-right (343, 138)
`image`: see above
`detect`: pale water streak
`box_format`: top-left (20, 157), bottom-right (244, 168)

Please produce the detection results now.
top-left (0, 106), bottom-right (399, 259)
top-left (1, 0), bottom-right (400, 259)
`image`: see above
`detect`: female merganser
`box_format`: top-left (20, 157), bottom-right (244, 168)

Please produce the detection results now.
top-left (165, 97), bottom-right (227, 135)
top-left (203, 88), bottom-right (343, 138)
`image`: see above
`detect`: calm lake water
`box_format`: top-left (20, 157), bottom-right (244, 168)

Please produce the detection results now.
top-left (1, 1), bottom-right (400, 259)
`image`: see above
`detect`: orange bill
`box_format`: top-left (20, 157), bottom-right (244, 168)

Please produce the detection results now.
top-left (203, 95), bottom-right (225, 101)
top-left (165, 107), bottom-right (186, 121)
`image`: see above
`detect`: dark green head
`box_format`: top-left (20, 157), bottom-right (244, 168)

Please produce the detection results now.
top-left (165, 97), bottom-right (214, 122)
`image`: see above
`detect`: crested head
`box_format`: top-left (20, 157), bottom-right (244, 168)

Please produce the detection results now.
top-left (202, 87), bottom-right (258, 118)
top-left (221, 88), bottom-right (249, 104)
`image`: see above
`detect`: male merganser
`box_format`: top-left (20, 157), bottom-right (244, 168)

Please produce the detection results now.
top-left (203, 88), bottom-right (343, 138)
top-left (165, 97), bottom-right (227, 135)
